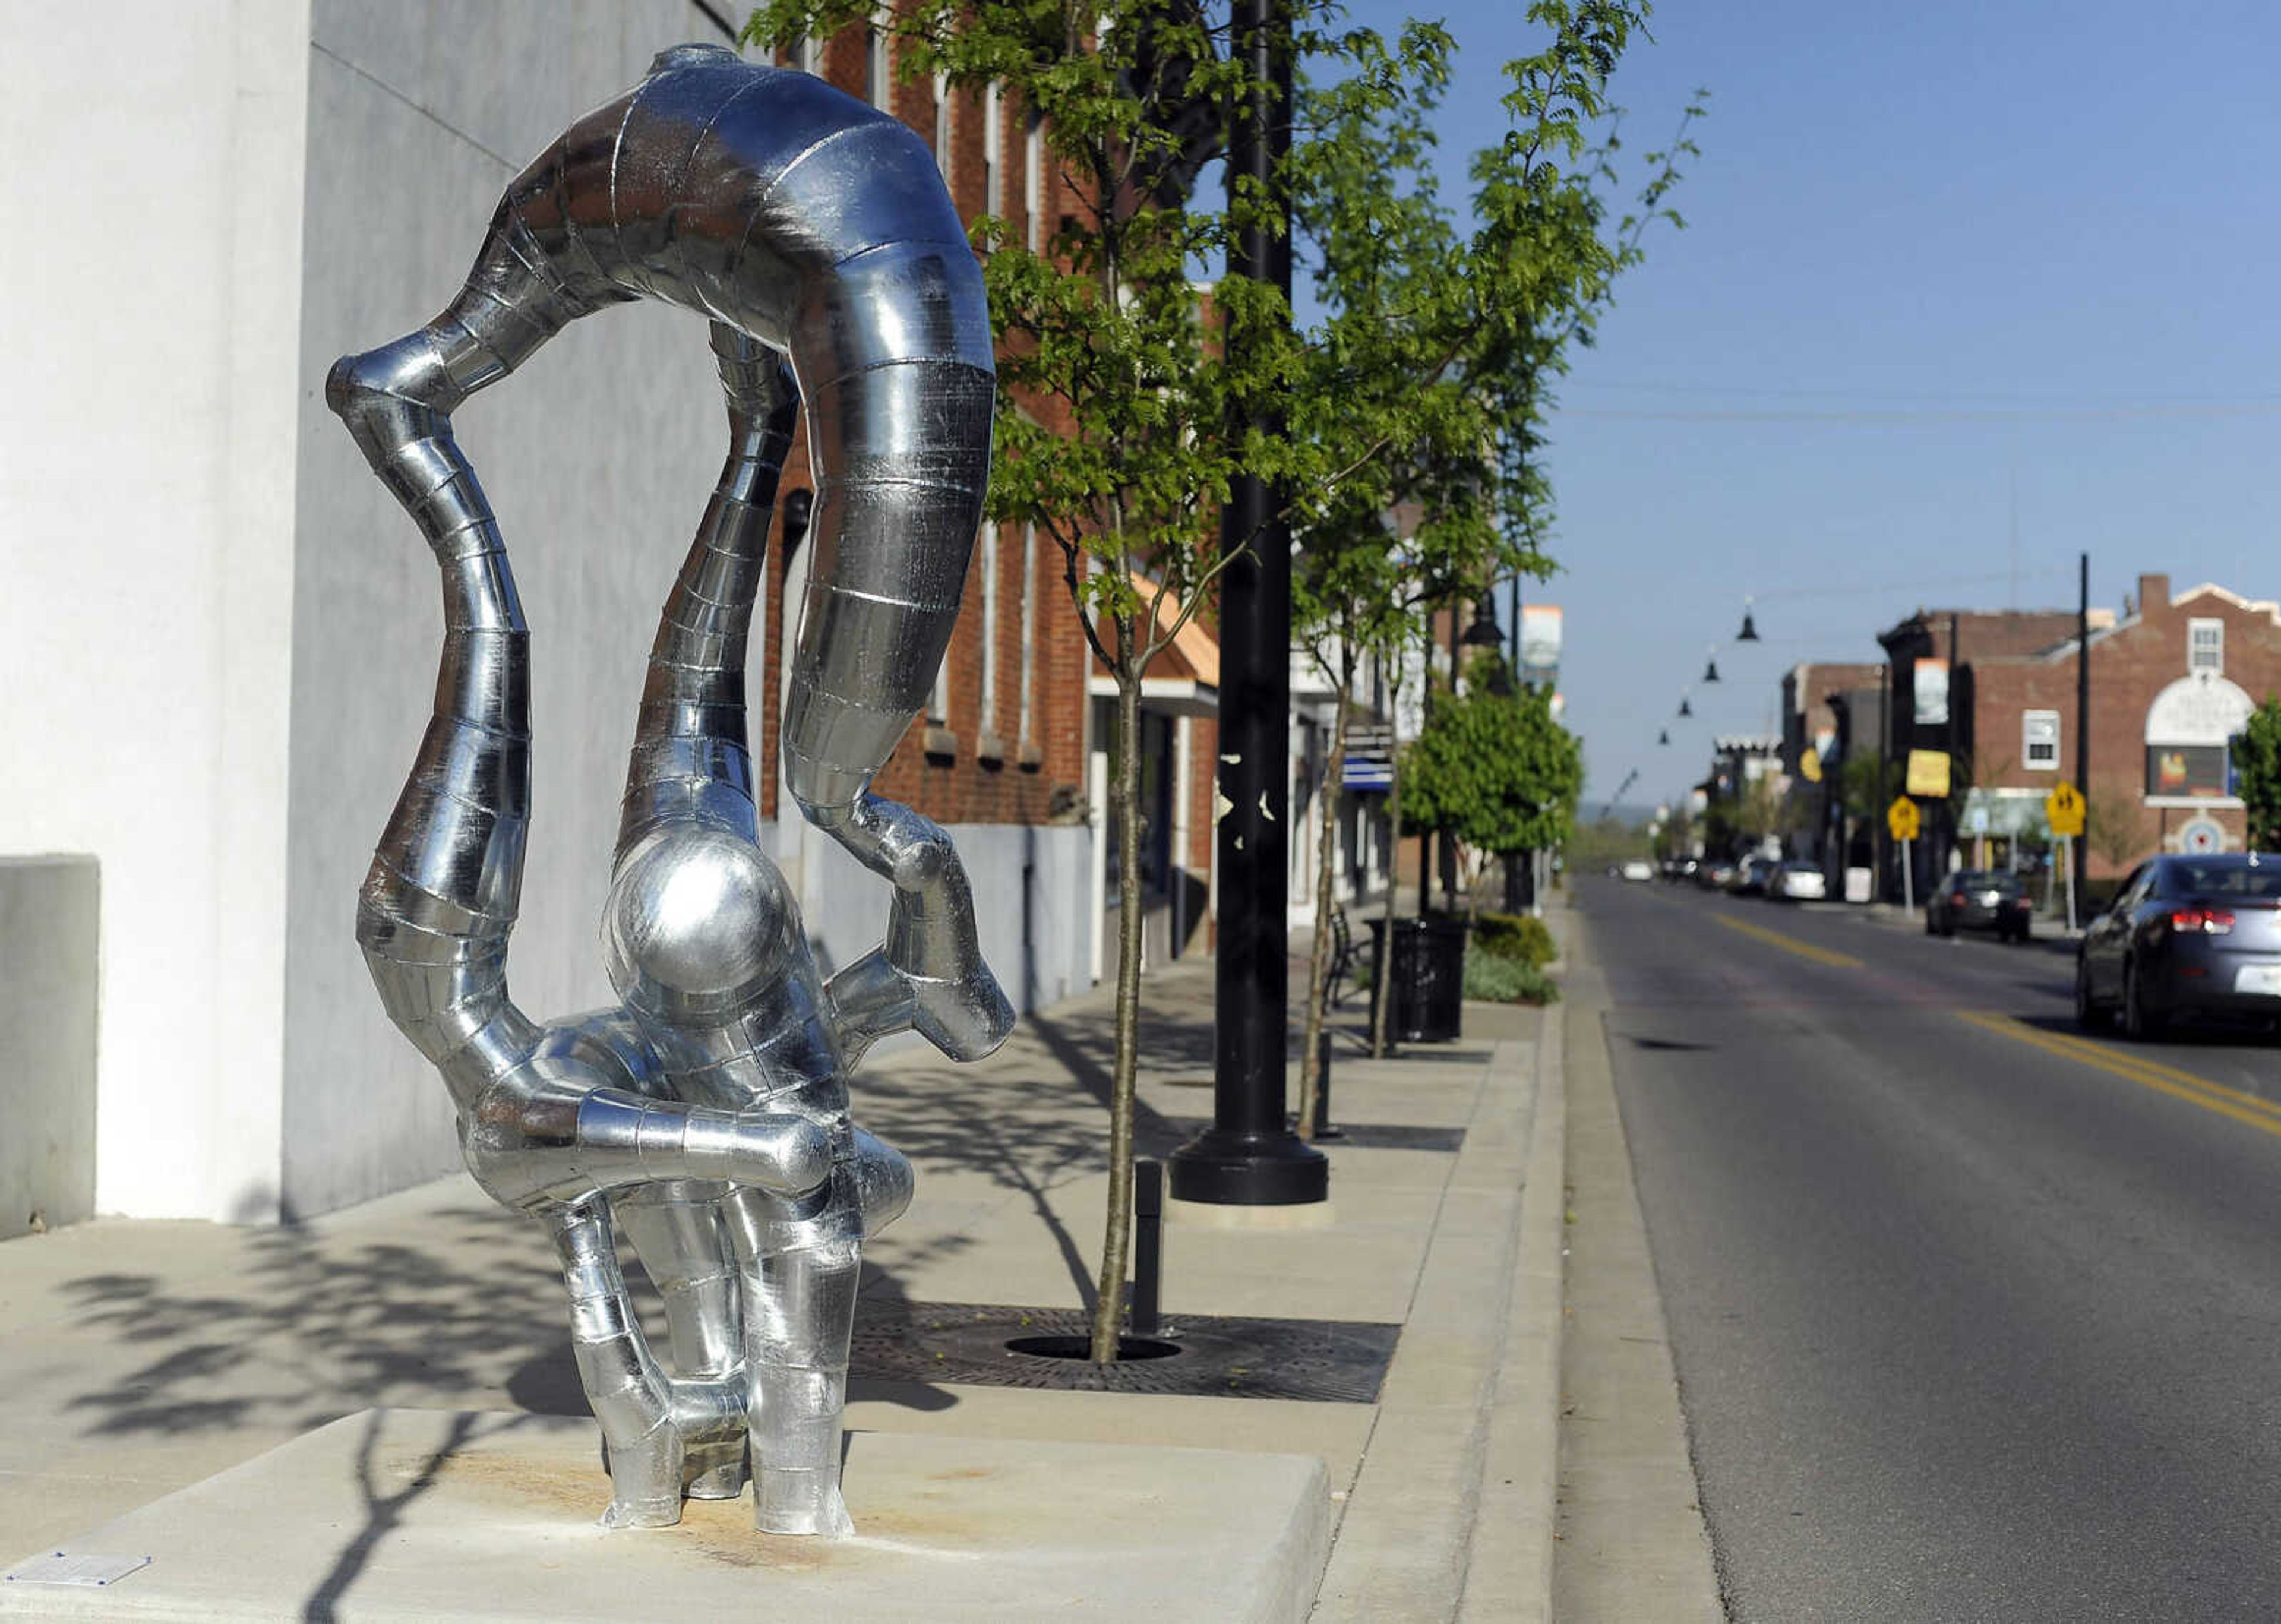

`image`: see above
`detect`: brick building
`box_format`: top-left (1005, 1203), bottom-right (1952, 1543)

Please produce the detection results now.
top-left (1779, 661), bottom-right (1886, 867)
top-left (761, 15), bottom-right (1227, 985)
top-left (1884, 574), bottom-right (2281, 877)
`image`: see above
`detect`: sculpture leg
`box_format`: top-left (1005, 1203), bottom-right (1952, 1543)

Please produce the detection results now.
top-left (724, 1177), bottom-right (864, 1536)
top-left (616, 325), bottom-right (799, 860)
top-left (615, 1184), bottom-right (747, 1499)
top-left (549, 1200), bottom-right (686, 1528)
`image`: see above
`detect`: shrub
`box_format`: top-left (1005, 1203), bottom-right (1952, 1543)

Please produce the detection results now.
top-left (1474, 911), bottom-right (1557, 969)
top-left (1463, 947), bottom-right (1559, 1005)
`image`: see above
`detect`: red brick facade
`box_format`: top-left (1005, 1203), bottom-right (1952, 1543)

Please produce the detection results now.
top-left (1894, 575), bottom-right (2281, 875)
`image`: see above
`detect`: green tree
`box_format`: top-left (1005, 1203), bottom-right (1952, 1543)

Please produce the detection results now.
top-left (745, 0), bottom-right (1434, 1363)
top-left (1285, 4), bottom-right (1696, 1095)
top-left (2235, 696), bottom-right (2281, 851)
top-left (1399, 661), bottom-right (1582, 912)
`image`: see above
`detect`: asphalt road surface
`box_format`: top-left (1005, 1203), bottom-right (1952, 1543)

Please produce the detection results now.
top-left (1582, 876), bottom-right (2281, 1622)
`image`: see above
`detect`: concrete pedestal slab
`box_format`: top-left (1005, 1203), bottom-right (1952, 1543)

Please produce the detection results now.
top-left (2, 1410), bottom-right (1329, 1623)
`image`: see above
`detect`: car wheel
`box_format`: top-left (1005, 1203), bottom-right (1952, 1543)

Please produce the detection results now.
top-left (2074, 959), bottom-right (2108, 1030)
top-left (2123, 958), bottom-right (2168, 1042)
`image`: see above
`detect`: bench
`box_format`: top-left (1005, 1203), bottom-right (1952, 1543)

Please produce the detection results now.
top-left (1326, 907), bottom-right (1361, 1009)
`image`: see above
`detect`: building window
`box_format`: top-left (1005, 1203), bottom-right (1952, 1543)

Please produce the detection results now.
top-left (933, 71), bottom-right (952, 178)
top-left (983, 84), bottom-right (1003, 216)
top-left (2023, 710), bottom-right (2060, 772)
top-left (865, 10), bottom-right (891, 108)
top-left (2191, 617), bottom-right (2224, 675)
top-left (1024, 112), bottom-right (1044, 251)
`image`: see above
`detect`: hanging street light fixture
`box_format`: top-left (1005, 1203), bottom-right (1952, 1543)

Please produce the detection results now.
top-left (1462, 591), bottom-right (1504, 649)
top-left (1703, 646), bottom-right (1722, 684)
top-left (1658, 728), bottom-right (1670, 745)
top-left (1737, 596), bottom-right (1760, 642)
top-left (1678, 694), bottom-right (1694, 719)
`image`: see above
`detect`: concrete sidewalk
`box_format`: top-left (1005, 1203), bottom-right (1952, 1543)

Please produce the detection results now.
top-left (0, 955), bottom-right (1568, 1620)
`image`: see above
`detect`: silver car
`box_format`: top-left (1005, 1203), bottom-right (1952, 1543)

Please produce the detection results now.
top-left (1768, 861), bottom-right (1827, 902)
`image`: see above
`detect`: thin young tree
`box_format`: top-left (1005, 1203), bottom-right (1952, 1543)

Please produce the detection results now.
top-left (1287, 2), bottom-right (1699, 1115)
top-left (745, 0), bottom-right (1350, 1363)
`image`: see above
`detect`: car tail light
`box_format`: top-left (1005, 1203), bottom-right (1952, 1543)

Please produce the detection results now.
top-left (2167, 907), bottom-right (2236, 935)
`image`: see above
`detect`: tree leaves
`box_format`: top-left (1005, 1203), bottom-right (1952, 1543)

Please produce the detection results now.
top-left (1401, 665), bottom-right (1584, 858)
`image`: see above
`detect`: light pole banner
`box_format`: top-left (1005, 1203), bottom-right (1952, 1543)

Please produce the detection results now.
top-left (1520, 604), bottom-right (1563, 683)
top-left (1914, 657), bottom-right (1950, 726)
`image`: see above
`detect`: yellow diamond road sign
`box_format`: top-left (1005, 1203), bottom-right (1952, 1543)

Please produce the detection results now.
top-left (1888, 795), bottom-right (1920, 842)
top-left (2046, 781), bottom-right (2086, 838)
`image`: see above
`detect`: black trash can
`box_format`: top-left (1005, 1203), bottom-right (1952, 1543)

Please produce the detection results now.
top-left (1367, 915), bottom-right (1468, 1042)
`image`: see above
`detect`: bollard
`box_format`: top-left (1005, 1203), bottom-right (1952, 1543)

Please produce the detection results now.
top-left (1311, 1027), bottom-right (1345, 1140)
top-left (1130, 1159), bottom-right (1164, 1337)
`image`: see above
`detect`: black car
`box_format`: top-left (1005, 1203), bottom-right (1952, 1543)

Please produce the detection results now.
top-left (2076, 854), bottom-right (2281, 1038)
top-left (1925, 870), bottom-right (2033, 942)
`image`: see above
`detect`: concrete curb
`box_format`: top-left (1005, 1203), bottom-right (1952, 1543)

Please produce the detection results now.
top-left (1457, 991), bottom-right (1566, 1622)
top-left (1312, 1003), bottom-right (1565, 1621)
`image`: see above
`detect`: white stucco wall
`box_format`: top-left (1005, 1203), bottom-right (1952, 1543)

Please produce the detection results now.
top-left (0, 1), bottom-right (312, 1221)
top-left (282, 0), bottom-right (750, 1218)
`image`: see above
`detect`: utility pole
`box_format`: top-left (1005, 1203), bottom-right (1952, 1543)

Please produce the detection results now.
top-left (1171, 0), bottom-right (1324, 1207)
top-left (2076, 551), bottom-right (2090, 908)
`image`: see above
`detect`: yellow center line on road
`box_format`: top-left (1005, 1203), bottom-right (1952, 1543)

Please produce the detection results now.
top-left (1713, 913), bottom-right (1865, 969)
top-left (1959, 1010), bottom-right (2281, 1140)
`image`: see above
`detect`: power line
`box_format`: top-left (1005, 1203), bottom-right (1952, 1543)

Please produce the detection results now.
top-left (1561, 402), bottom-right (2281, 425)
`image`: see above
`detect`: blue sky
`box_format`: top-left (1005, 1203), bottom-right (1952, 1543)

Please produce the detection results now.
top-left (1334, 0), bottom-right (2281, 808)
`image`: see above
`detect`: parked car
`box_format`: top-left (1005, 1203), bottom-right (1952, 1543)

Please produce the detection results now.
top-left (1768, 861), bottom-right (1827, 902)
top-left (1926, 870), bottom-right (2034, 942)
top-left (1697, 859), bottom-right (1737, 890)
top-left (1730, 855), bottom-right (1778, 897)
top-left (2076, 854), bottom-right (2281, 1038)
top-left (1620, 858), bottom-right (1655, 882)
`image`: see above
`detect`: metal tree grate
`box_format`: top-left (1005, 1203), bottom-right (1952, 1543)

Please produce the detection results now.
top-left (849, 1300), bottom-right (1399, 1402)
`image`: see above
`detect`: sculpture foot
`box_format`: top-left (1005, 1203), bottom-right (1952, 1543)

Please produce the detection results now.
top-left (754, 1480), bottom-right (854, 1537)
top-left (599, 1495), bottom-right (684, 1530)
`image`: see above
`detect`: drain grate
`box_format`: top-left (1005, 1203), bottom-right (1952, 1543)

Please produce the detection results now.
top-left (1161, 1118), bottom-right (1465, 1154)
top-left (850, 1299), bottom-right (1399, 1402)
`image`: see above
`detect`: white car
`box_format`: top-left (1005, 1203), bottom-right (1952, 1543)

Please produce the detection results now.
top-left (1620, 859), bottom-right (1655, 882)
top-left (1769, 861), bottom-right (1827, 902)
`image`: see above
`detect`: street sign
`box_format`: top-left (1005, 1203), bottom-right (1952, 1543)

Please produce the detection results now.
top-left (1904, 748), bottom-right (1951, 798)
top-left (2046, 781), bottom-right (2086, 838)
top-left (1888, 795), bottom-right (1920, 842)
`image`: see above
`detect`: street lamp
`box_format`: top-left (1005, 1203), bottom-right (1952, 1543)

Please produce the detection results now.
top-left (1703, 647), bottom-right (1722, 684)
top-left (1462, 593), bottom-right (1504, 650)
top-left (1677, 694), bottom-right (1694, 719)
top-left (1659, 728), bottom-right (1670, 745)
top-left (1737, 596), bottom-right (1760, 642)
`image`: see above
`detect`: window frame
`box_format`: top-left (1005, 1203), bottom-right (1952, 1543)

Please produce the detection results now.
top-left (2022, 709), bottom-right (2061, 772)
top-left (2190, 617), bottom-right (2224, 675)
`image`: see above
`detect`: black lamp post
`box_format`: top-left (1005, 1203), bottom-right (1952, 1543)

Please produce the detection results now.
top-left (1171, 0), bottom-right (1325, 1208)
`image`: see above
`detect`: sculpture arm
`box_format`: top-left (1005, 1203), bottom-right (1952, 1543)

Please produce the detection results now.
top-left (807, 794), bottom-right (1014, 1062)
top-left (464, 1068), bottom-right (833, 1212)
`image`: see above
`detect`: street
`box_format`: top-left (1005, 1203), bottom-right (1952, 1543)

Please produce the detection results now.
top-left (1581, 875), bottom-right (2281, 1621)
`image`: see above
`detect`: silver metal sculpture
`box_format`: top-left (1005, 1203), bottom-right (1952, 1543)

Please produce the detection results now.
top-left (329, 44), bottom-right (1012, 1537)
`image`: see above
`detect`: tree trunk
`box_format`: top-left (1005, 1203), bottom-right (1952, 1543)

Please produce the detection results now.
top-left (1298, 660), bottom-right (1355, 1140)
top-left (1090, 656), bottom-right (1147, 1364)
